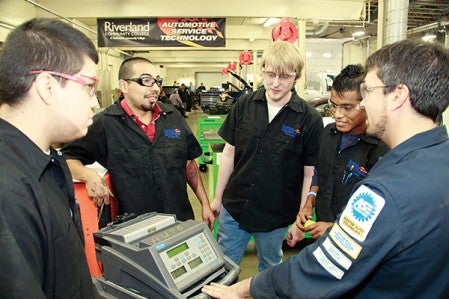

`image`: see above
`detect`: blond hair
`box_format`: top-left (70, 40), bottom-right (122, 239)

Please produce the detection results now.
top-left (261, 41), bottom-right (304, 80)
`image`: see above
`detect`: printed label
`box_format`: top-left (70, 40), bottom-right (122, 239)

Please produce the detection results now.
top-left (329, 224), bottom-right (362, 260)
top-left (313, 247), bottom-right (344, 280)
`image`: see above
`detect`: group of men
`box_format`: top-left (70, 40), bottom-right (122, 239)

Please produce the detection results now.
top-left (0, 17), bottom-right (448, 298)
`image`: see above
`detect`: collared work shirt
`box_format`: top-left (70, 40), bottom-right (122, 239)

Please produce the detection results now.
top-left (62, 100), bottom-right (202, 220)
top-left (219, 87), bottom-right (323, 232)
top-left (0, 119), bottom-right (94, 298)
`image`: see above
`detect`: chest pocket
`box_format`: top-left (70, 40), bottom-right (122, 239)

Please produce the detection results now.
top-left (159, 134), bottom-right (187, 170)
top-left (109, 146), bottom-right (150, 177)
top-left (270, 133), bottom-right (304, 167)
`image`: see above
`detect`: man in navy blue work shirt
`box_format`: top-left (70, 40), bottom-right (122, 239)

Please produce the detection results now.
top-left (203, 40), bottom-right (449, 299)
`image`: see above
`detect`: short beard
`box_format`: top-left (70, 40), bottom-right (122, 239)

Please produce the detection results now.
top-left (140, 103), bottom-right (155, 112)
top-left (367, 113), bottom-right (387, 139)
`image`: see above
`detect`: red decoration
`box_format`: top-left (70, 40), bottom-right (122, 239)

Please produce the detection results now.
top-left (222, 68), bottom-right (229, 75)
top-left (239, 50), bottom-right (253, 65)
top-left (272, 18), bottom-right (298, 43)
top-left (227, 62), bottom-right (237, 71)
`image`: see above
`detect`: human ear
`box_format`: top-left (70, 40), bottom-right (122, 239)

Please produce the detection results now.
top-left (34, 72), bottom-right (57, 105)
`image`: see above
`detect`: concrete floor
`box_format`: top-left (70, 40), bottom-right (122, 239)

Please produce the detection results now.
top-left (184, 110), bottom-right (301, 281)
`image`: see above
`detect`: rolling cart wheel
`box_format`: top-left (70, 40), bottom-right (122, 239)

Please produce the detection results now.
top-left (199, 164), bottom-right (208, 172)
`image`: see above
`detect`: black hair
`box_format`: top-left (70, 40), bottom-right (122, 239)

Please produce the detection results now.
top-left (332, 64), bottom-right (364, 99)
top-left (0, 18), bottom-right (98, 105)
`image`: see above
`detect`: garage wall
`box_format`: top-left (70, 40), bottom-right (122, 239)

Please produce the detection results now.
top-left (195, 72), bottom-right (226, 91)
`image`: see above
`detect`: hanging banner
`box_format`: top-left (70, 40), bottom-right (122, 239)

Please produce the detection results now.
top-left (97, 18), bottom-right (226, 48)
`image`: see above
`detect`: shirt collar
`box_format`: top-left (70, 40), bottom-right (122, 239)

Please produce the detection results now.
top-left (252, 87), bottom-right (306, 113)
top-left (0, 119), bottom-right (56, 179)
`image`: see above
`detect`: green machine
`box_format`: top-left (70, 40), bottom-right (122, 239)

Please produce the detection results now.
top-left (197, 116), bottom-right (225, 172)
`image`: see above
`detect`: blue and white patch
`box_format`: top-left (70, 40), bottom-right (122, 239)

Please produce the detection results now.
top-left (339, 185), bottom-right (385, 242)
top-left (322, 237), bottom-right (352, 270)
top-left (313, 247), bottom-right (344, 280)
top-left (164, 128), bottom-right (182, 139)
top-left (281, 124), bottom-right (301, 138)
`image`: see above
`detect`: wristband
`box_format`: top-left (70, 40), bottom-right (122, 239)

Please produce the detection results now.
top-left (307, 191), bottom-right (317, 197)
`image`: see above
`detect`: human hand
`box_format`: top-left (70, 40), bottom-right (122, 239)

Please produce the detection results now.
top-left (202, 205), bottom-right (215, 230)
top-left (85, 172), bottom-right (113, 207)
top-left (202, 280), bottom-right (251, 299)
top-left (304, 221), bottom-right (333, 239)
top-left (298, 205), bottom-right (314, 224)
top-left (285, 218), bottom-right (305, 247)
top-left (210, 198), bottom-right (222, 217)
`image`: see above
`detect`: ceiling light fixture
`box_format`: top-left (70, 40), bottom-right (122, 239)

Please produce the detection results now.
top-left (263, 18), bottom-right (280, 27)
top-left (421, 32), bottom-right (437, 42)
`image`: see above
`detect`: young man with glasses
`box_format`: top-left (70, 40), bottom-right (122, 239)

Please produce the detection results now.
top-left (210, 41), bottom-right (323, 272)
top-left (203, 39), bottom-right (449, 299)
top-left (0, 18), bottom-right (99, 298)
top-left (287, 64), bottom-right (389, 247)
top-left (62, 57), bottom-right (215, 230)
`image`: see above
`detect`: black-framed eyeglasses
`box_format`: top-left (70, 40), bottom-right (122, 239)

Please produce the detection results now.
top-left (28, 70), bottom-right (99, 97)
top-left (328, 98), bottom-right (362, 114)
top-left (123, 75), bottom-right (163, 88)
top-left (360, 83), bottom-right (389, 100)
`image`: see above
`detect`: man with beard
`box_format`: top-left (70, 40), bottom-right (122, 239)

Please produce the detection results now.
top-left (203, 39), bottom-right (449, 299)
top-left (62, 57), bottom-right (214, 230)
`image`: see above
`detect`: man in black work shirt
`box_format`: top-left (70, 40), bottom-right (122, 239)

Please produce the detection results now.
top-left (287, 64), bottom-right (389, 246)
top-left (0, 18), bottom-right (99, 298)
top-left (210, 41), bottom-right (323, 272)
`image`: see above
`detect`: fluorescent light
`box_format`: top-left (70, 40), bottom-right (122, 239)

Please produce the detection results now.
top-left (421, 33), bottom-right (437, 42)
top-left (263, 18), bottom-right (280, 27)
top-left (306, 51), bottom-right (312, 58)
top-left (352, 30), bottom-right (365, 37)
top-left (323, 52), bottom-right (332, 58)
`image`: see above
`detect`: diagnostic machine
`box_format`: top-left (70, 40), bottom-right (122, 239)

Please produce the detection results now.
top-left (93, 213), bottom-right (239, 298)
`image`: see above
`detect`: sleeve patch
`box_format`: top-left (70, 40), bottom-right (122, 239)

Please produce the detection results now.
top-left (313, 247), bottom-right (345, 280)
top-left (329, 224), bottom-right (362, 260)
top-left (323, 237), bottom-right (352, 270)
top-left (338, 185), bottom-right (385, 242)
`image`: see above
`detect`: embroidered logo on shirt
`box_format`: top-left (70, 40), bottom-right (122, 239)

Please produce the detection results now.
top-left (339, 185), bottom-right (385, 242)
top-left (281, 124), bottom-right (301, 138)
top-left (164, 128), bottom-right (182, 139)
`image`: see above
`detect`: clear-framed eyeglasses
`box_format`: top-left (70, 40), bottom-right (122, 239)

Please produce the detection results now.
top-left (327, 98), bottom-right (362, 114)
top-left (360, 83), bottom-right (389, 100)
top-left (262, 70), bottom-right (296, 82)
top-left (123, 75), bottom-right (163, 88)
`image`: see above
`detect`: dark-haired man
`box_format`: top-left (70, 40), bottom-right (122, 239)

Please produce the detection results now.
top-left (287, 64), bottom-right (389, 246)
top-left (63, 57), bottom-right (214, 229)
top-left (0, 18), bottom-right (99, 298)
top-left (203, 39), bottom-right (449, 299)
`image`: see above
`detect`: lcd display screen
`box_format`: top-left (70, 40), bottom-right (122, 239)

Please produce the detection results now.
top-left (188, 256), bottom-right (203, 270)
top-left (171, 266), bottom-right (187, 279)
top-left (166, 242), bottom-right (189, 258)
